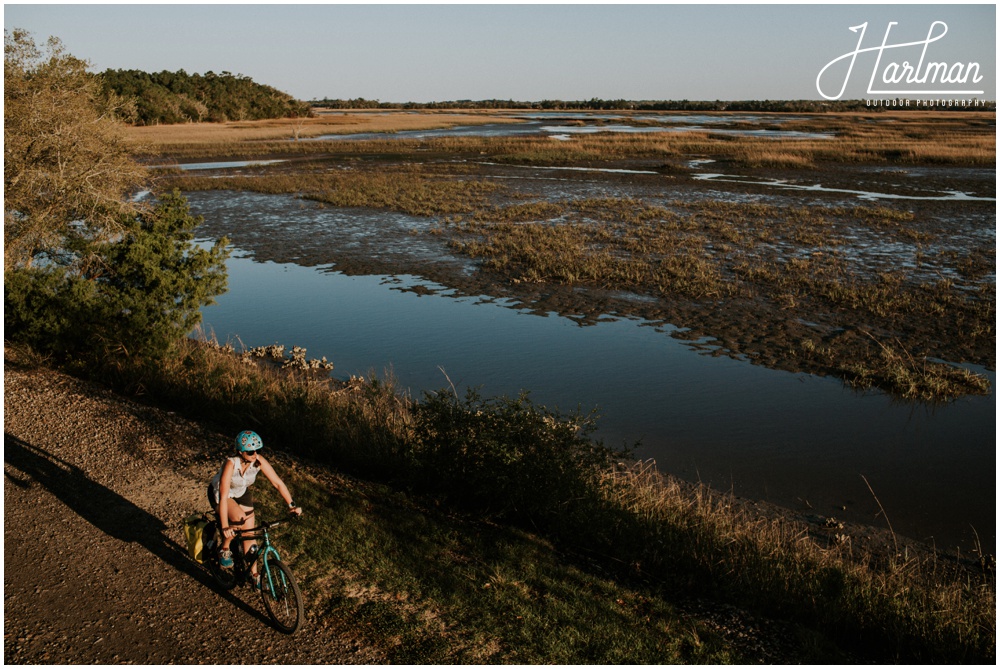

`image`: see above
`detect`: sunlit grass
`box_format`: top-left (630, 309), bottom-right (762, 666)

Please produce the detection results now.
top-left (166, 163), bottom-right (504, 217)
top-left (133, 110), bottom-right (995, 167)
top-left (126, 110), bottom-right (518, 150)
top-left (427, 113), bottom-right (995, 166)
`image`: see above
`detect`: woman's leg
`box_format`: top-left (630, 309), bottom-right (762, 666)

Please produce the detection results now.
top-left (220, 497), bottom-right (248, 551)
top-left (239, 504), bottom-right (257, 575)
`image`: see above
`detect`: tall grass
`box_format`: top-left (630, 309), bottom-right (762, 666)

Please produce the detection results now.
top-left (600, 461), bottom-right (995, 663)
top-left (253, 451), bottom-right (749, 663)
top-left (108, 334), bottom-right (413, 476)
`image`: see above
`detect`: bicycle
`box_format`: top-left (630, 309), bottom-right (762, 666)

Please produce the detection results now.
top-left (203, 515), bottom-right (304, 633)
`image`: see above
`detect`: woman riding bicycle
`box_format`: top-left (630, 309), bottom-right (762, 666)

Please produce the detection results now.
top-left (209, 430), bottom-right (302, 584)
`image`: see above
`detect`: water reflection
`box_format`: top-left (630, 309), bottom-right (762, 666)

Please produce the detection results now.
top-left (196, 252), bottom-right (995, 552)
top-left (309, 122), bottom-right (544, 142)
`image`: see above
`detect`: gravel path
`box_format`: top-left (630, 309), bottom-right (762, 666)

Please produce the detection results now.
top-left (4, 353), bottom-right (381, 663)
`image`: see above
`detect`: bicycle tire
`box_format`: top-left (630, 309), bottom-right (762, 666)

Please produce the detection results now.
top-left (259, 559), bottom-right (303, 634)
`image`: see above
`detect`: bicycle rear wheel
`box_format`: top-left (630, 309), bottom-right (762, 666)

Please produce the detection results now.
top-left (260, 559), bottom-right (303, 633)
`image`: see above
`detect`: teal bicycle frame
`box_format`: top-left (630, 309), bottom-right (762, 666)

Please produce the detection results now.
top-left (221, 516), bottom-right (303, 633)
top-left (232, 518), bottom-right (289, 586)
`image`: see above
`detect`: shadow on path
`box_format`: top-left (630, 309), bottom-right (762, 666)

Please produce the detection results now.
top-left (4, 432), bottom-right (268, 626)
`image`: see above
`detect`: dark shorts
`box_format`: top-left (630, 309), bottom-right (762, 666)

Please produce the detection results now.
top-left (207, 484), bottom-right (254, 510)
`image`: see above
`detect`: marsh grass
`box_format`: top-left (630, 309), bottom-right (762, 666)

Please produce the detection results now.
top-left (150, 110), bottom-right (992, 401)
top-left (127, 111), bottom-right (516, 151)
top-left (430, 113), bottom-right (994, 167)
top-left (600, 460), bottom-right (996, 663)
top-left (166, 152), bottom-right (992, 400)
top-left (78, 338), bottom-right (994, 662)
top-left (445, 197), bottom-right (992, 400)
top-left (839, 335), bottom-right (992, 401)
top-left (168, 165), bottom-right (504, 217)
top-left (135, 111), bottom-right (994, 167)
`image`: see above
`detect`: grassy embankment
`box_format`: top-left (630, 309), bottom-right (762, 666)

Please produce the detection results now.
top-left (156, 118), bottom-right (996, 401)
top-left (61, 335), bottom-right (993, 664)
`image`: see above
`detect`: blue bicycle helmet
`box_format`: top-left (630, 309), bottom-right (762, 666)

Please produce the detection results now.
top-left (235, 430), bottom-right (263, 453)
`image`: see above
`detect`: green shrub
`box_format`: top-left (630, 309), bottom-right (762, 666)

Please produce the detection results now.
top-left (409, 388), bottom-right (623, 525)
top-left (4, 191), bottom-right (228, 365)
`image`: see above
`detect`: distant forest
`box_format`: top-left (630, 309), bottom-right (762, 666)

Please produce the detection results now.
top-left (101, 69), bottom-right (312, 125)
top-left (310, 97), bottom-right (995, 112)
top-left (95, 67), bottom-right (994, 124)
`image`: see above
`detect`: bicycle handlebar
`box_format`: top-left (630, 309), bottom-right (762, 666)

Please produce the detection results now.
top-left (230, 515), bottom-right (299, 536)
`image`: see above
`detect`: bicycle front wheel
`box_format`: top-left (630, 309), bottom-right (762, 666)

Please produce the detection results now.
top-left (260, 559), bottom-right (303, 633)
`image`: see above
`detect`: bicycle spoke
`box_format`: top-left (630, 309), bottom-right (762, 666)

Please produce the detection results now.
top-left (259, 559), bottom-right (303, 633)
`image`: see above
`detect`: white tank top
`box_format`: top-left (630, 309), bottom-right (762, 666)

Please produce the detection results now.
top-left (210, 456), bottom-right (260, 504)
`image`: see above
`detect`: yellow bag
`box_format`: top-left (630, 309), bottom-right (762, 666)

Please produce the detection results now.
top-left (183, 513), bottom-right (210, 563)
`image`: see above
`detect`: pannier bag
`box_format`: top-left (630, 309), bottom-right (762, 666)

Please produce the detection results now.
top-left (183, 513), bottom-right (210, 563)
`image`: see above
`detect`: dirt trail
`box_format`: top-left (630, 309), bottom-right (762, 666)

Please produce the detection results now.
top-left (3, 353), bottom-right (382, 664)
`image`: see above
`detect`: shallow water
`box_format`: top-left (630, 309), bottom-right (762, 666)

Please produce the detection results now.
top-left (154, 159), bottom-right (288, 171)
top-left (476, 161), bottom-right (659, 175)
top-left (194, 239), bottom-right (995, 553)
top-left (691, 172), bottom-right (997, 202)
top-left (310, 118), bottom-right (831, 142)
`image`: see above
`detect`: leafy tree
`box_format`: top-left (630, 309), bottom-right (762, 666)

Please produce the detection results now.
top-left (5, 191), bottom-right (229, 362)
top-left (4, 29), bottom-right (146, 271)
top-left (99, 68), bottom-right (312, 125)
top-left (5, 30), bottom-right (229, 364)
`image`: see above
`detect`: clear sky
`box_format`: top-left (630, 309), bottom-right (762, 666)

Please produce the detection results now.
top-left (5, 3), bottom-right (996, 102)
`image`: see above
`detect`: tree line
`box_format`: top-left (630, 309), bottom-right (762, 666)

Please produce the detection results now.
top-left (310, 97), bottom-right (995, 113)
top-left (100, 68), bottom-right (312, 125)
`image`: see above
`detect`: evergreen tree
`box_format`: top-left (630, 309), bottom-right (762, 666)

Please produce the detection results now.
top-left (100, 68), bottom-right (312, 125)
top-left (5, 191), bottom-right (229, 362)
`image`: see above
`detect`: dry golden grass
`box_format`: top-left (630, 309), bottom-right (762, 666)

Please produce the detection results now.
top-left (131, 110), bottom-right (994, 167)
top-left (125, 111), bottom-right (519, 149)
